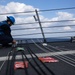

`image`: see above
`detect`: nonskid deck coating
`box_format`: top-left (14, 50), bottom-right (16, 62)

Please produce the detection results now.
top-left (0, 41), bottom-right (75, 75)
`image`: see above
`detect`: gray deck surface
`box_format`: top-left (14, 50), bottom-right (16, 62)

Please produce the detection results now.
top-left (0, 41), bottom-right (75, 75)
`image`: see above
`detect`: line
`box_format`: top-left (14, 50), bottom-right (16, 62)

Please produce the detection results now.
top-left (0, 50), bottom-right (75, 61)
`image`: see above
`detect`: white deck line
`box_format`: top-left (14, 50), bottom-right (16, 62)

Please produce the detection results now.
top-left (0, 50), bottom-right (75, 61)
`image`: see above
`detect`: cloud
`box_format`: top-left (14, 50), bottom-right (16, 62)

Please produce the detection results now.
top-left (0, 2), bottom-right (75, 38)
top-left (57, 12), bottom-right (74, 20)
top-left (5, 2), bottom-right (36, 13)
top-left (63, 26), bottom-right (72, 31)
top-left (0, 2), bottom-right (38, 21)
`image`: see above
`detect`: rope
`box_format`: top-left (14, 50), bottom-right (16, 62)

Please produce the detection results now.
top-left (26, 40), bottom-right (55, 75)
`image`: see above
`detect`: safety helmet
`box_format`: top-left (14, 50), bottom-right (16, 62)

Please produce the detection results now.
top-left (7, 16), bottom-right (15, 24)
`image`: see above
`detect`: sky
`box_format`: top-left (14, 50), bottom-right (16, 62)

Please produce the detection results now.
top-left (0, 0), bottom-right (75, 9)
top-left (0, 0), bottom-right (75, 38)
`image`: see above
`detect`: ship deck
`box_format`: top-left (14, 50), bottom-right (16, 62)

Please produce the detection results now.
top-left (0, 40), bottom-right (75, 75)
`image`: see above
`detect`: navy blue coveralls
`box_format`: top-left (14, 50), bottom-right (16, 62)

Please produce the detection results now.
top-left (0, 21), bottom-right (13, 46)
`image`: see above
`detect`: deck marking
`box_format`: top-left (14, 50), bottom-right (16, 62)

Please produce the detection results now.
top-left (0, 50), bottom-right (75, 61)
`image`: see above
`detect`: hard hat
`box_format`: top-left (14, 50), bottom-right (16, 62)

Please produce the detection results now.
top-left (7, 16), bottom-right (15, 24)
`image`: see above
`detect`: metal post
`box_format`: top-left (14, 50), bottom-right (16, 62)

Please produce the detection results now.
top-left (35, 10), bottom-right (47, 44)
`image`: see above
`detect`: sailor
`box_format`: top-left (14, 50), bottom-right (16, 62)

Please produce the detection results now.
top-left (0, 16), bottom-right (16, 47)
